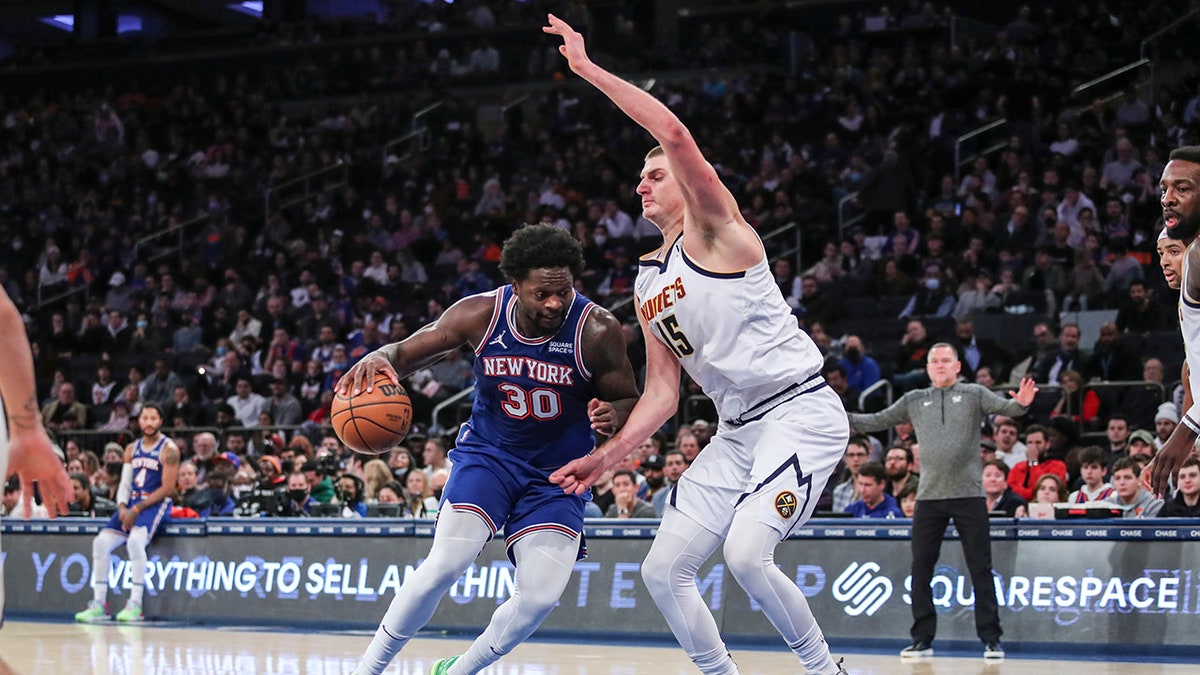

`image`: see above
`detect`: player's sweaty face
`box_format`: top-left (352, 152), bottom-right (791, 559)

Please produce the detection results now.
top-left (513, 267), bottom-right (574, 335)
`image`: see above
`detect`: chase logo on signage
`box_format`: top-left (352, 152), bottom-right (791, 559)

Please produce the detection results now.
top-left (774, 491), bottom-right (798, 519)
top-left (832, 561), bottom-right (893, 616)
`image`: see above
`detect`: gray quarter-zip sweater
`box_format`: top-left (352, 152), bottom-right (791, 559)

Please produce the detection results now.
top-left (847, 382), bottom-right (1028, 501)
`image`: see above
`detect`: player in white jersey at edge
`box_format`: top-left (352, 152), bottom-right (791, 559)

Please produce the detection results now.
top-left (1147, 146), bottom-right (1200, 498)
top-left (545, 15), bottom-right (849, 675)
top-left (0, 285), bottom-right (72, 674)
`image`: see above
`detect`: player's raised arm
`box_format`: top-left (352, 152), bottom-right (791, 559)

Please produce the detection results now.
top-left (338, 294), bottom-right (494, 395)
top-left (543, 14), bottom-right (738, 234)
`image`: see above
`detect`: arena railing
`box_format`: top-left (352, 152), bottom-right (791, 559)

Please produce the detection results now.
top-left (262, 159), bottom-right (348, 226)
top-left (133, 207), bottom-right (229, 266)
top-left (953, 117), bottom-right (1007, 184)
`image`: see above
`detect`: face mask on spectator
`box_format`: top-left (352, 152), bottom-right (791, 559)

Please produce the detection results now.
top-left (137, 320), bottom-right (149, 329)
top-left (216, 346), bottom-right (228, 356)
top-left (288, 488), bottom-right (308, 503)
top-left (845, 347), bottom-right (861, 361)
top-left (924, 278), bottom-right (939, 291)
top-left (594, 235), bottom-right (607, 246)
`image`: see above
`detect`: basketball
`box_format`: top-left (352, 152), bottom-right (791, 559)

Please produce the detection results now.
top-left (330, 373), bottom-right (414, 455)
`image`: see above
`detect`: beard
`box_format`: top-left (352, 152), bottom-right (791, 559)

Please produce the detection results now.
top-left (1167, 209), bottom-right (1200, 243)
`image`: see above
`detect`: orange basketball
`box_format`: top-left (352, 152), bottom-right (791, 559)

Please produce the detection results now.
top-left (330, 373), bottom-right (414, 455)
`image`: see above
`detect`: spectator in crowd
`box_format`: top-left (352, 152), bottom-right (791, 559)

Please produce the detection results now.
top-left (1006, 425), bottom-right (1066, 501)
top-left (404, 469), bottom-right (438, 518)
top-left (654, 449), bottom-right (689, 517)
top-left (1159, 456), bottom-right (1200, 517)
top-left (282, 472), bottom-right (318, 517)
top-left (992, 418), bottom-right (1026, 468)
top-left (142, 359), bottom-right (183, 406)
top-left (167, 386), bottom-right (204, 428)
top-left (1068, 446), bottom-right (1115, 503)
top-left (1105, 457), bottom-right (1162, 518)
top-left (42, 382), bottom-right (88, 432)
top-left (1154, 402), bottom-right (1179, 451)
top-left (883, 445), bottom-right (919, 498)
top-left (204, 470), bottom-right (237, 517)
top-left (952, 318), bottom-right (1011, 385)
top-left (1036, 323), bottom-right (1085, 384)
top-left (235, 454), bottom-right (285, 518)
top-left (227, 378), bottom-right (266, 427)
top-left (264, 376), bottom-right (304, 426)
top-left (831, 436), bottom-right (872, 513)
top-left (639, 453), bottom-right (667, 505)
top-left (175, 461), bottom-right (210, 516)
top-left (1116, 281), bottom-right (1176, 334)
top-left (896, 482), bottom-right (918, 518)
top-left (1032, 474), bottom-right (1068, 506)
top-left (688, 419), bottom-right (714, 449)
top-left (605, 469), bottom-right (656, 518)
top-left (337, 473), bottom-right (368, 518)
top-left (1086, 322), bottom-right (1142, 382)
top-left (421, 437), bottom-right (452, 479)
top-left (839, 335), bottom-right (881, 393)
top-left (822, 362), bottom-right (861, 413)
top-left (894, 320), bottom-right (936, 392)
top-left (1127, 429), bottom-right (1156, 460)
top-left (1102, 415), bottom-right (1133, 468)
top-left (982, 460), bottom-right (1027, 517)
top-left (847, 462), bottom-right (903, 518)
top-left (68, 472), bottom-right (116, 517)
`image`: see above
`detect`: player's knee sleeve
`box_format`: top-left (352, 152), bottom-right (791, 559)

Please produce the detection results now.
top-left (722, 531), bottom-right (770, 585)
top-left (93, 529), bottom-right (122, 558)
top-left (512, 532), bottom-right (577, 615)
top-left (126, 528), bottom-right (149, 564)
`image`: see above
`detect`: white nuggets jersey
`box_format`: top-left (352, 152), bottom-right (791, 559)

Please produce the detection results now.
top-left (1180, 246), bottom-right (1200, 421)
top-left (635, 235), bottom-right (824, 421)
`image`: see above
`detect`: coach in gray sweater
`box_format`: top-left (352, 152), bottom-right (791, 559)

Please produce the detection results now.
top-left (848, 342), bottom-right (1037, 661)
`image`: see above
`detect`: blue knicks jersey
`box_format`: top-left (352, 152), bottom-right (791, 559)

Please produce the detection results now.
top-left (129, 435), bottom-right (167, 504)
top-left (464, 286), bottom-right (598, 471)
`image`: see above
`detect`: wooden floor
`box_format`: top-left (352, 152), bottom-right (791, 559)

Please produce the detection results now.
top-left (0, 621), bottom-right (1191, 674)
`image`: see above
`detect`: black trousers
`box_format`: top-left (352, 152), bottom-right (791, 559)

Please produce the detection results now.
top-left (910, 497), bottom-right (1002, 645)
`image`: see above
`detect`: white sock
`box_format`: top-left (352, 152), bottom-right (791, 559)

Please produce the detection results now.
top-left (449, 531), bottom-right (580, 675)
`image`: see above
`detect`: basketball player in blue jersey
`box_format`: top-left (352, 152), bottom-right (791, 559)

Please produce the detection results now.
top-left (75, 403), bottom-right (179, 623)
top-left (546, 16), bottom-right (849, 674)
top-left (0, 285), bottom-right (71, 672)
top-left (1148, 147), bottom-right (1200, 498)
top-left (340, 224), bottom-right (639, 675)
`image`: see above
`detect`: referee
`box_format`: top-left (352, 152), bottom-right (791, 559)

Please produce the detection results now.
top-left (847, 343), bottom-right (1037, 661)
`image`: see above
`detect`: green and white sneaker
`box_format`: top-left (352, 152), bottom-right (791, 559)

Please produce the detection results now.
top-left (429, 655), bottom-right (460, 675)
top-left (115, 600), bottom-right (144, 623)
top-left (74, 600), bottom-right (110, 623)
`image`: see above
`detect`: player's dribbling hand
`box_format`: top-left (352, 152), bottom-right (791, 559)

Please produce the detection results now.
top-left (542, 14), bottom-right (591, 72)
top-left (7, 426), bottom-right (71, 519)
top-left (588, 398), bottom-right (617, 436)
top-left (337, 352), bottom-right (398, 396)
top-left (550, 453), bottom-right (605, 496)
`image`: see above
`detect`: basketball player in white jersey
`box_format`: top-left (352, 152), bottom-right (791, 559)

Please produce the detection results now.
top-left (0, 286), bottom-right (72, 673)
top-left (546, 15), bottom-right (849, 675)
top-left (1147, 147), bottom-right (1200, 497)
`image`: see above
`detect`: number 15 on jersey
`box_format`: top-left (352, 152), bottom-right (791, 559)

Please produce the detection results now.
top-left (654, 314), bottom-right (694, 358)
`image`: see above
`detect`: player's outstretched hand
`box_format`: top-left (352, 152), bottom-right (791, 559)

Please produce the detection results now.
top-left (550, 452), bottom-right (605, 496)
top-left (542, 13), bottom-right (591, 73)
top-left (1009, 377), bottom-right (1039, 407)
top-left (337, 352), bottom-right (398, 396)
top-left (588, 398), bottom-right (617, 436)
top-left (8, 426), bottom-right (71, 518)
top-left (1145, 432), bottom-right (1193, 498)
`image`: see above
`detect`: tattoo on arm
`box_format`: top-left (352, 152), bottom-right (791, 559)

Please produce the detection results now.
top-left (8, 395), bottom-right (42, 430)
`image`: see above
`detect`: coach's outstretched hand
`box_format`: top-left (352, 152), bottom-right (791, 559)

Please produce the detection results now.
top-left (1009, 377), bottom-right (1039, 407)
top-left (337, 351), bottom-right (400, 396)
